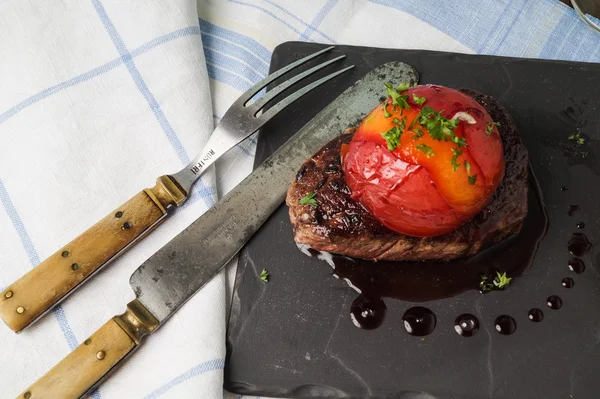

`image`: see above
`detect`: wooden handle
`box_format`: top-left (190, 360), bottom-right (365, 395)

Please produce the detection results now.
top-left (17, 300), bottom-right (158, 399)
top-left (0, 176), bottom-right (185, 332)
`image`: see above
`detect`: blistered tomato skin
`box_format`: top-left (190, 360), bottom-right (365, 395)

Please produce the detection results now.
top-left (343, 85), bottom-right (505, 237)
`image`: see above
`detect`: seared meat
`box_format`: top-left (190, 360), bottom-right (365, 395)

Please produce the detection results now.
top-left (286, 89), bottom-right (528, 261)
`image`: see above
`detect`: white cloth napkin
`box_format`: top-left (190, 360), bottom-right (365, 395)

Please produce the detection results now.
top-left (1, 0), bottom-right (597, 398)
top-left (0, 1), bottom-right (225, 398)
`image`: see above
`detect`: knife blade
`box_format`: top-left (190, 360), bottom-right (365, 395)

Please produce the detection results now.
top-left (17, 60), bottom-right (418, 398)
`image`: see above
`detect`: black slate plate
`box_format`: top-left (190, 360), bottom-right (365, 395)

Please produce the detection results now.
top-left (225, 42), bottom-right (600, 399)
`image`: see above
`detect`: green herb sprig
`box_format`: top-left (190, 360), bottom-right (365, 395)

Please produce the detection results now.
top-left (260, 268), bottom-right (269, 283)
top-left (465, 161), bottom-right (477, 185)
top-left (450, 148), bottom-right (462, 171)
top-left (480, 271), bottom-right (512, 292)
top-left (416, 143), bottom-right (435, 158)
top-left (486, 121), bottom-right (500, 136)
top-left (413, 93), bottom-right (427, 106)
top-left (569, 133), bottom-right (585, 145)
top-left (299, 192), bottom-right (317, 206)
top-left (381, 117), bottom-right (406, 151)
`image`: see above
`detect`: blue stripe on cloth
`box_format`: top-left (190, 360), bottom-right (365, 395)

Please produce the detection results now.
top-left (369, 0), bottom-right (591, 59)
top-left (129, 26), bottom-right (200, 57)
top-left (0, 180), bottom-right (40, 266)
top-left (206, 62), bottom-right (256, 92)
top-left (260, 0), bottom-right (336, 42)
top-left (203, 47), bottom-right (266, 84)
top-left (143, 358), bottom-right (225, 399)
top-left (90, 0), bottom-right (190, 166)
top-left (236, 140), bottom-right (255, 157)
top-left (199, 19), bottom-right (272, 63)
top-left (0, 180), bottom-right (80, 350)
top-left (298, 0), bottom-right (338, 41)
top-left (539, 9), bottom-right (600, 62)
top-left (227, 0), bottom-right (306, 38)
top-left (180, 176), bottom-right (217, 210)
top-left (90, 1), bottom-right (216, 206)
top-left (201, 36), bottom-right (269, 75)
top-left (0, 26), bottom-right (201, 125)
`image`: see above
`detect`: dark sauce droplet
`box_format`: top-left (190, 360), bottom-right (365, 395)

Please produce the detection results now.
top-left (547, 295), bottom-right (563, 310)
top-left (561, 186), bottom-right (568, 191)
top-left (495, 315), bottom-right (517, 335)
top-left (577, 222), bottom-right (585, 229)
top-left (568, 233), bottom-right (592, 257)
top-left (528, 308), bottom-right (544, 322)
top-left (568, 258), bottom-right (585, 274)
top-left (562, 277), bottom-right (575, 288)
top-left (402, 307), bottom-right (436, 337)
top-left (350, 295), bottom-right (386, 330)
top-left (568, 205), bottom-right (580, 217)
top-left (454, 314), bottom-right (479, 337)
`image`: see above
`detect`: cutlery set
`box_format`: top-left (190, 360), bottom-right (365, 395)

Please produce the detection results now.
top-left (1, 46), bottom-right (354, 398)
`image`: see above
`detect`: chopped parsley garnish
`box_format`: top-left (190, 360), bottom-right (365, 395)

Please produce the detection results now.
top-left (411, 127), bottom-right (425, 140)
top-left (382, 102), bottom-right (392, 118)
top-left (582, 151), bottom-right (589, 159)
top-left (479, 275), bottom-right (493, 292)
top-left (392, 117), bottom-right (407, 130)
top-left (569, 133), bottom-right (585, 145)
top-left (384, 82), bottom-right (411, 111)
top-left (451, 135), bottom-right (468, 148)
top-left (495, 272), bottom-right (512, 288)
top-left (486, 121), bottom-right (500, 136)
top-left (408, 114), bottom-right (419, 130)
top-left (416, 143), bottom-right (435, 158)
top-left (396, 82), bottom-right (411, 91)
top-left (412, 93), bottom-right (427, 106)
top-left (450, 148), bottom-right (462, 171)
top-left (260, 268), bottom-right (269, 283)
top-left (299, 192), bottom-right (317, 206)
top-left (382, 126), bottom-right (404, 151)
top-left (364, 115), bottom-right (374, 124)
top-left (479, 271), bottom-right (512, 292)
top-left (465, 161), bottom-right (477, 185)
top-left (416, 106), bottom-right (462, 143)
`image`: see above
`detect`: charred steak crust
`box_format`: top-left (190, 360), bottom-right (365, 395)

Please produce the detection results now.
top-left (286, 89), bottom-right (529, 261)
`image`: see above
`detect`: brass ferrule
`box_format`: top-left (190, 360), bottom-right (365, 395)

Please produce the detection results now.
top-left (113, 299), bottom-right (159, 345)
top-left (156, 175), bottom-right (187, 206)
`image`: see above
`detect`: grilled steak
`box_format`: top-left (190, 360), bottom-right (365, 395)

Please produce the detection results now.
top-left (286, 89), bottom-right (528, 261)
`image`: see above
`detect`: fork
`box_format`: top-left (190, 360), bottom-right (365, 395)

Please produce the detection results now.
top-left (0, 46), bottom-right (353, 333)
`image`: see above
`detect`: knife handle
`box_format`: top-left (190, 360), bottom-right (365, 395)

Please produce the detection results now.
top-left (0, 176), bottom-right (185, 333)
top-left (17, 300), bottom-right (158, 399)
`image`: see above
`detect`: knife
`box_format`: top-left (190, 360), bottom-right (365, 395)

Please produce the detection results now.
top-left (0, 46), bottom-right (351, 333)
top-left (17, 60), bottom-right (418, 398)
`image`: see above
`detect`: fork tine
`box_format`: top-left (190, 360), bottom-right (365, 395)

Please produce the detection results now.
top-left (257, 65), bottom-right (355, 123)
top-left (237, 46), bottom-right (336, 106)
top-left (249, 55), bottom-right (346, 114)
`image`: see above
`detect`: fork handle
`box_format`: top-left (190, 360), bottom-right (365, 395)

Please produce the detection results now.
top-left (0, 176), bottom-right (185, 332)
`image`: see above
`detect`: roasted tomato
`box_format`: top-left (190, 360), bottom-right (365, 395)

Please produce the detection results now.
top-left (343, 84), bottom-right (504, 237)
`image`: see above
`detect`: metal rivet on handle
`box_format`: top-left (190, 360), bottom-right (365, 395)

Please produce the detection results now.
top-left (122, 222), bottom-right (132, 230)
top-left (61, 251), bottom-right (70, 258)
top-left (24, 392), bottom-right (31, 399)
top-left (16, 306), bottom-right (24, 314)
top-left (84, 338), bottom-right (91, 345)
top-left (71, 263), bottom-right (79, 271)
top-left (115, 211), bottom-right (123, 218)
top-left (5, 291), bottom-right (13, 299)
top-left (96, 350), bottom-right (106, 360)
